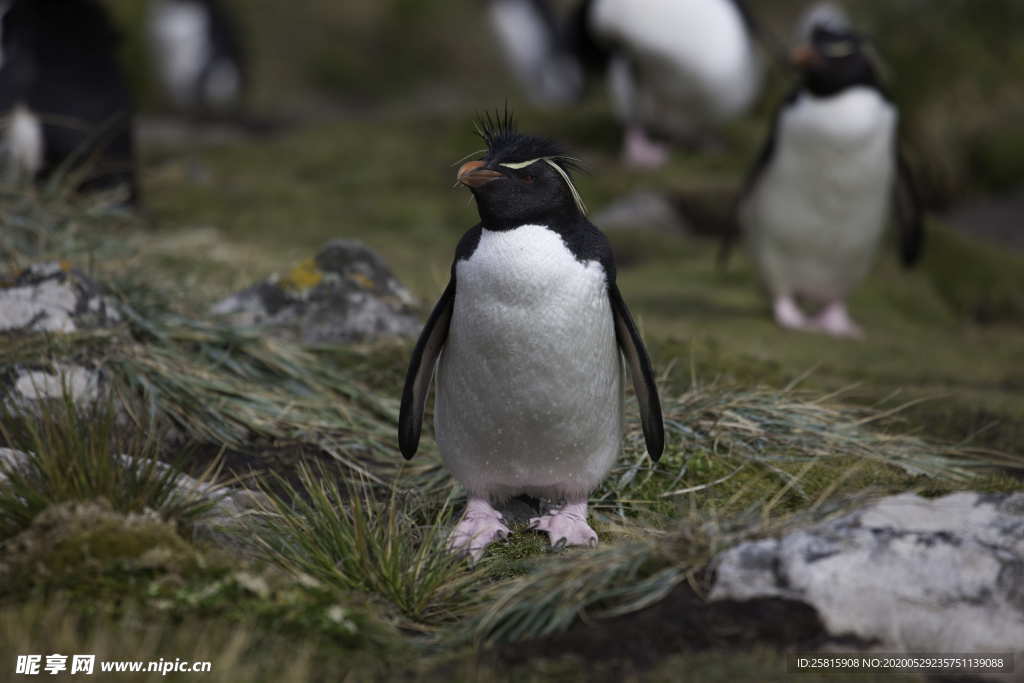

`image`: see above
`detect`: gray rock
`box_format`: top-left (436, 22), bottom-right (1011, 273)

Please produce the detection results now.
top-left (711, 492), bottom-right (1024, 658)
top-left (211, 240), bottom-right (421, 344)
top-left (5, 363), bottom-right (103, 409)
top-left (592, 191), bottom-right (692, 235)
top-left (0, 262), bottom-right (120, 333)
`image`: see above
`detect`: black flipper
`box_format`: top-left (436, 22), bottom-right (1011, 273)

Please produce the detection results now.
top-left (895, 147), bottom-right (925, 267)
top-left (609, 283), bottom-right (664, 462)
top-left (398, 279), bottom-right (455, 460)
top-left (719, 89), bottom-right (797, 268)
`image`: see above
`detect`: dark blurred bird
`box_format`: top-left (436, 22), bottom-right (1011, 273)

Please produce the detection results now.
top-left (399, 113), bottom-right (663, 560)
top-left (584, 0), bottom-right (763, 166)
top-left (148, 0), bottom-right (246, 117)
top-left (0, 0), bottom-right (138, 202)
top-left (727, 4), bottom-right (923, 338)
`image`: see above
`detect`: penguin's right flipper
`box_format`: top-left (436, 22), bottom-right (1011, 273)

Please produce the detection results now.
top-left (895, 148), bottom-right (925, 267)
top-left (609, 283), bottom-right (664, 462)
top-left (398, 279), bottom-right (455, 460)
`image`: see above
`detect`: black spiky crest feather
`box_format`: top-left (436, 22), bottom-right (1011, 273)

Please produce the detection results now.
top-left (472, 108), bottom-right (582, 174)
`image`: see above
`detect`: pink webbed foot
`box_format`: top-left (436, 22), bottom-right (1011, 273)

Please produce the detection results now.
top-left (448, 497), bottom-right (509, 562)
top-left (624, 126), bottom-right (670, 169)
top-left (529, 500), bottom-right (598, 549)
top-left (773, 295), bottom-right (812, 332)
top-left (812, 301), bottom-right (864, 339)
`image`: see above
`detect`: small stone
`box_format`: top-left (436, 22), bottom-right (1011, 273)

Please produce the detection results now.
top-left (592, 191), bottom-right (692, 235)
top-left (8, 364), bottom-right (102, 406)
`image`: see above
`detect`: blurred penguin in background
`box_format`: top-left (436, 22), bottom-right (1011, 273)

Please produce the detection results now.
top-left (0, 0), bottom-right (139, 203)
top-left (583, 0), bottom-right (763, 166)
top-left (485, 1), bottom-right (762, 166)
top-left (486, 0), bottom-right (585, 106)
top-left (148, 0), bottom-right (246, 117)
top-left (726, 3), bottom-right (924, 338)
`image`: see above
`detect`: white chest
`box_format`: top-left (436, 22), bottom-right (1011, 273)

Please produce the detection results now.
top-left (751, 88), bottom-right (897, 228)
top-left (434, 225), bottom-right (623, 501)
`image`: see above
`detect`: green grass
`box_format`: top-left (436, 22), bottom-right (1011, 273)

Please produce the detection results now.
top-left (0, 396), bottom-right (217, 542)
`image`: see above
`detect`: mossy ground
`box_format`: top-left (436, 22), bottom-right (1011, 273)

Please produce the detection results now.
top-left (1, 1), bottom-right (1022, 680)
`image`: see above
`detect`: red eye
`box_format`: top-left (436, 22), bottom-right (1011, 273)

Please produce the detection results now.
top-left (523, 175), bottom-right (535, 183)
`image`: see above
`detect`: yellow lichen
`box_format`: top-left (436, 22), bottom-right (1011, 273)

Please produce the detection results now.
top-left (279, 258), bottom-right (324, 293)
top-left (346, 272), bottom-right (376, 291)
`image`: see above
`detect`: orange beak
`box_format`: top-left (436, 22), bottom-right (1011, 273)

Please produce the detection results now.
top-left (791, 45), bottom-right (819, 68)
top-left (457, 160), bottom-right (504, 188)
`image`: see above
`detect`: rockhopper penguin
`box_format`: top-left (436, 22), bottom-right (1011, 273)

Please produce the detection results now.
top-left (485, 0), bottom-right (762, 166)
top-left (586, 0), bottom-right (763, 166)
top-left (399, 113), bottom-right (664, 560)
top-left (729, 7), bottom-right (923, 337)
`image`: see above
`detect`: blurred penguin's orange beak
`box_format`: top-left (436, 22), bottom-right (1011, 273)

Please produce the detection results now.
top-left (457, 160), bottom-right (504, 188)
top-left (791, 45), bottom-right (819, 67)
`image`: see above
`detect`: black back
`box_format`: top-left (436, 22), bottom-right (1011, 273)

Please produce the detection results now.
top-left (566, 0), bottom-right (610, 75)
top-left (0, 0), bottom-right (138, 202)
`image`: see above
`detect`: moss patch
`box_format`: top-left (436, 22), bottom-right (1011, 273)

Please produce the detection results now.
top-left (0, 500), bottom-right (197, 587)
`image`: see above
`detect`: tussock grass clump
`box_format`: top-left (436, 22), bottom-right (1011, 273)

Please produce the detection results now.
top-left (0, 397), bottom-right (217, 541)
top-left (253, 465), bottom-right (477, 629)
top-left (595, 382), bottom-right (1019, 519)
top-left (0, 185), bottom-right (134, 269)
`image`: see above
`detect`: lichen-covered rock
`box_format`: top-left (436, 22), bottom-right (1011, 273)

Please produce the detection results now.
top-left (210, 240), bottom-right (420, 344)
top-left (711, 492), bottom-right (1024, 655)
top-left (0, 261), bottom-right (120, 333)
top-left (593, 191), bottom-right (692, 235)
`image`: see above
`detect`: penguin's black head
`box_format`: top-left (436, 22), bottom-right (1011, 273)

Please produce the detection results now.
top-left (457, 111), bottom-right (585, 231)
top-left (794, 25), bottom-right (880, 97)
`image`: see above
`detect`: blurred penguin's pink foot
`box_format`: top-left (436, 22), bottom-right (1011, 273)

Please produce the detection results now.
top-left (624, 126), bottom-right (670, 168)
top-left (773, 295), bottom-right (811, 331)
top-left (449, 497), bottom-right (509, 562)
top-left (530, 499), bottom-right (598, 548)
top-left (813, 301), bottom-right (864, 339)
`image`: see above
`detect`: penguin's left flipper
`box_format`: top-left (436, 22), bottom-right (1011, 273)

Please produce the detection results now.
top-left (718, 92), bottom-right (792, 269)
top-left (609, 283), bottom-right (664, 462)
top-left (895, 148), bottom-right (925, 267)
top-left (399, 279), bottom-right (455, 460)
